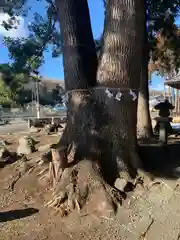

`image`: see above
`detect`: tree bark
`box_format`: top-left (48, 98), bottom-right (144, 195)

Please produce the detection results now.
top-left (137, 66), bottom-right (154, 139)
top-left (137, 6), bottom-right (153, 140)
top-left (55, 0), bottom-right (98, 90)
top-left (49, 0), bottom-right (146, 217)
top-left (54, 0), bottom-right (98, 156)
top-left (97, 0), bottom-right (144, 172)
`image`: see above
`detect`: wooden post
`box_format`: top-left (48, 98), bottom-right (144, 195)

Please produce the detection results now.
top-left (176, 89), bottom-right (178, 115)
top-left (168, 86), bottom-right (171, 102)
top-left (164, 84), bottom-right (166, 98)
top-left (51, 117), bottom-right (54, 125)
top-left (172, 88), bottom-right (175, 106)
top-left (28, 119), bottom-right (32, 128)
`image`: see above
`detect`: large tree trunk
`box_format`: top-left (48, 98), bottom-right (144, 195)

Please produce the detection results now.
top-left (137, 7), bottom-right (153, 139)
top-left (97, 0), bottom-right (144, 172)
top-left (48, 0), bottom-right (146, 217)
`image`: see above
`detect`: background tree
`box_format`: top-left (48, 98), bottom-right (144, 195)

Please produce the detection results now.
top-left (0, 63), bottom-right (28, 105)
top-left (137, 3), bottom-right (153, 139)
top-left (0, 76), bottom-right (14, 107)
top-left (0, 0), bottom-right (62, 79)
top-left (149, 24), bottom-right (180, 76)
top-left (3, 5), bottom-right (60, 74)
top-left (137, 0), bottom-right (180, 139)
top-left (51, 84), bottom-right (64, 104)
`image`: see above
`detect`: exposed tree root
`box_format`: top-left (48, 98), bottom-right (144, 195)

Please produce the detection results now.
top-left (42, 92), bottom-right (154, 217)
top-left (45, 159), bottom-right (123, 217)
top-left (37, 145), bottom-right (70, 184)
top-left (8, 156), bottom-right (36, 191)
top-left (136, 169), bottom-right (154, 187)
top-left (8, 172), bottom-right (22, 191)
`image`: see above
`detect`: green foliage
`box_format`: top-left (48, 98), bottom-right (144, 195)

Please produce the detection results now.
top-left (0, 77), bottom-right (15, 106)
top-left (2, 0), bottom-right (62, 74)
top-left (0, 63), bottom-right (28, 105)
top-left (0, 0), bottom-right (28, 19)
top-left (0, 0), bottom-right (29, 36)
top-left (4, 37), bottom-right (43, 73)
top-left (51, 84), bottom-right (64, 103)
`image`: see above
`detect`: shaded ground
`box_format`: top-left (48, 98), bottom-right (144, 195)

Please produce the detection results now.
top-left (139, 136), bottom-right (180, 178)
top-left (1, 132), bottom-right (180, 239)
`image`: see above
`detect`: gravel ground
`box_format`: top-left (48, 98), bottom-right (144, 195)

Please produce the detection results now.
top-left (1, 132), bottom-right (180, 240)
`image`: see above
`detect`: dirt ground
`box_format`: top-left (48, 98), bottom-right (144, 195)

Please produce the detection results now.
top-left (1, 131), bottom-right (180, 240)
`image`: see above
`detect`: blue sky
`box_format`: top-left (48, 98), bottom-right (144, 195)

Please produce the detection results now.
top-left (0, 0), bottom-right (164, 90)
